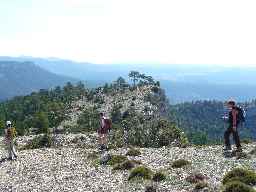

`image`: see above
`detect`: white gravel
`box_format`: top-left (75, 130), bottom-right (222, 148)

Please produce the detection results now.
top-left (1, 134), bottom-right (256, 192)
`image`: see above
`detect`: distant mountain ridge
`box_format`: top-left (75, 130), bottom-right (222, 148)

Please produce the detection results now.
top-left (1, 56), bottom-right (256, 103)
top-left (0, 60), bottom-right (77, 101)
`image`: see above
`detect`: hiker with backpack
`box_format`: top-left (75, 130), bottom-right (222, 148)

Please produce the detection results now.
top-left (98, 112), bottom-right (112, 150)
top-left (223, 100), bottom-right (245, 152)
top-left (4, 121), bottom-right (18, 160)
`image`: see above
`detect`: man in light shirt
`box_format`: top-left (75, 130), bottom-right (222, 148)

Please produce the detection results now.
top-left (4, 121), bottom-right (18, 160)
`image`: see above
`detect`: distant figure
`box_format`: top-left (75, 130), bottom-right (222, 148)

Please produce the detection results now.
top-left (98, 113), bottom-right (112, 150)
top-left (4, 121), bottom-right (18, 160)
top-left (224, 100), bottom-right (244, 152)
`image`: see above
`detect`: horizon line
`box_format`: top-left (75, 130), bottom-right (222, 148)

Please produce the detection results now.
top-left (0, 55), bottom-right (256, 68)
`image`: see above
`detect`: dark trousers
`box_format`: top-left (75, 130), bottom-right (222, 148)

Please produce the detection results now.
top-left (224, 125), bottom-right (241, 148)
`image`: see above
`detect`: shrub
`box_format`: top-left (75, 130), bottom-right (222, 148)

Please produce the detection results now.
top-left (236, 152), bottom-right (250, 160)
top-left (113, 160), bottom-right (135, 170)
top-left (156, 119), bottom-right (186, 148)
top-left (87, 151), bottom-right (99, 160)
top-left (179, 132), bottom-right (190, 148)
top-left (194, 181), bottom-right (209, 190)
top-left (241, 139), bottom-right (253, 144)
top-left (109, 129), bottom-right (124, 148)
top-left (22, 134), bottom-right (52, 150)
top-left (171, 159), bottom-right (191, 168)
top-left (111, 111), bottom-right (186, 148)
top-left (118, 109), bottom-right (186, 148)
top-left (223, 181), bottom-right (255, 192)
top-left (107, 155), bottom-right (128, 166)
top-left (128, 166), bottom-right (153, 180)
top-left (186, 173), bottom-right (208, 184)
top-left (152, 171), bottom-right (166, 182)
top-left (145, 185), bottom-right (157, 192)
top-left (222, 168), bottom-right (256, 186)
top-left (126, 148), bottom-right (141, 156)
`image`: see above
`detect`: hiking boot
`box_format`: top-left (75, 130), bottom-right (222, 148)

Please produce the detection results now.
top-left (223, 146), bottom-right (232, 151)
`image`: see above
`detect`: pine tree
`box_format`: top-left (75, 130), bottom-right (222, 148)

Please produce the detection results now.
top-left (129, 71), bottom-right (140, 87)
top-left (34, 112), bottom-right (49, 134)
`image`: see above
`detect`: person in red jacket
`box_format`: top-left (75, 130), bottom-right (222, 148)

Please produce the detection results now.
top-left (98, 112), bottom-right (111, 150)
top-left (224, 100), bottom-right (242, 152)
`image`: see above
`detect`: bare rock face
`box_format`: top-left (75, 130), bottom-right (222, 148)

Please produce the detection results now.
top-left (1, 134), bottom-right (256, 192)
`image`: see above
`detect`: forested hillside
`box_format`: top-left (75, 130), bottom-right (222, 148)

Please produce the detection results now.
top-left (0, 82), bottom-right (87, 135)
top-left (171, 100), bottom-right (256, 145)
top-left (0, 61), bottom-right (77, 101)
top-left (0, 72), bottom-right (187, 148)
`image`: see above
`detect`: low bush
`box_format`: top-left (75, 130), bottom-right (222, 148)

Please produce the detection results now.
top-left (113, 160), bottom-right (135, 170)
top-left (236, 152), bottom-right (250, 160)
top-left (186, 172), bottom-right (208, 184)
top-left (113, 159), bottom-right (142, 170)
top-left (171, 159), bottom-right (191, 168)
top-left (128, 166), bottom-right (153, 181)
top-left (112, 111), bottom-right (187, 148)
top-left (194, 181), bottom-right (209, 190)
top-left (222, 168), bottom-right (256, 186)
top-left (126, 148), bottom-right (141, 156)
top-left (109, 129), bottom-right (124, 148)
top-left (241, 139), bottom-right (253, 144)
top-left (21, 134), bottom-right (52, 150)
top-left (107, 155), bottom-right (128, 166)
top-left (145, 185), bottom-right (157, 192)
top-left (223, 181), bottom-right (255, 192)
top-left (152, 171), bottom-right (166, 182)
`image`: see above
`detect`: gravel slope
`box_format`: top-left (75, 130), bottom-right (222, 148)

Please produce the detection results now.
top-left (1, 134), bottom-right (256, 192)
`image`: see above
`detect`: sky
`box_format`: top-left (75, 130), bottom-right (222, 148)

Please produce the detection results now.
top-left (0, 0), bottom-right (256, 66)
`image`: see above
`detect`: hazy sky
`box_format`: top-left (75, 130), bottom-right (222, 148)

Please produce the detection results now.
top-left (0, 0), bottom-right (256, 65)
